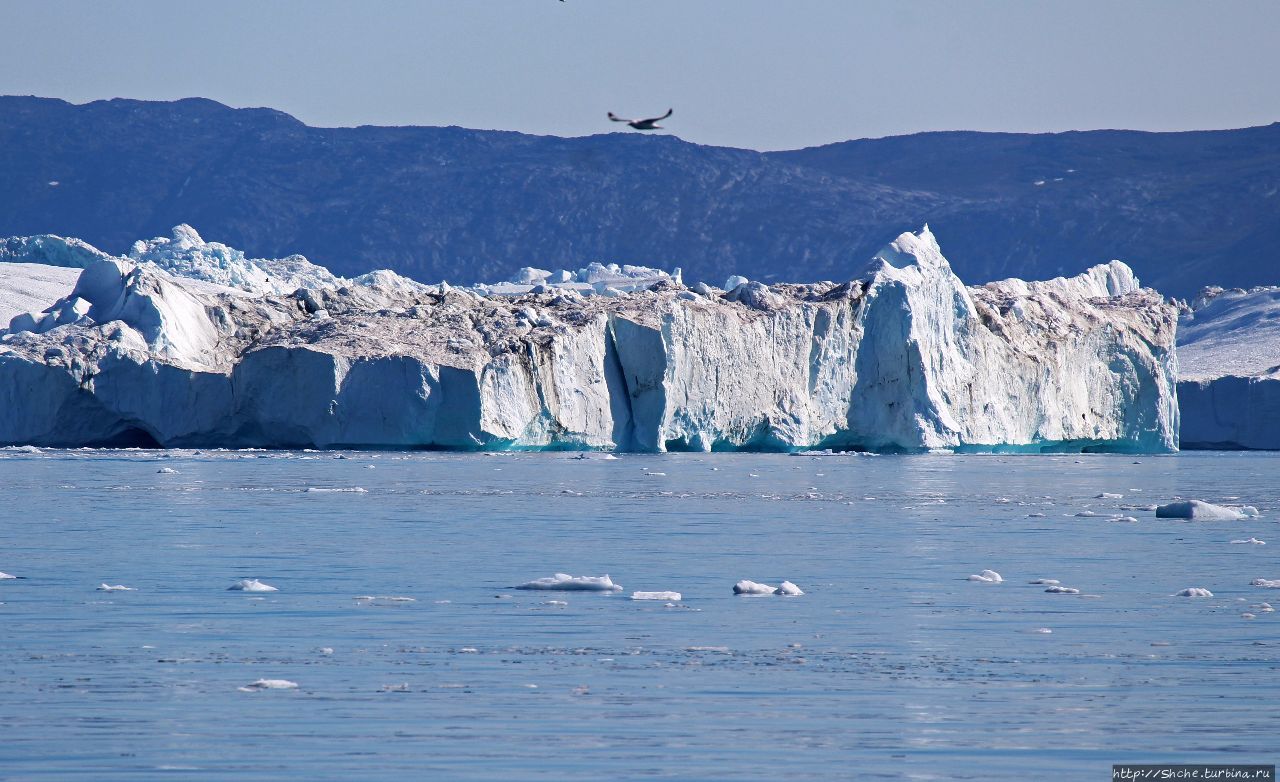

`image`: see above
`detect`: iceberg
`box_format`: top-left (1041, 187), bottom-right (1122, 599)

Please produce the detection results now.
top-left (515, 573), bottom-right (622, 592)
top-left (0, 226), bottom-right (1179, 452)
top-left (1177, 286), bottom-right (1280, 449)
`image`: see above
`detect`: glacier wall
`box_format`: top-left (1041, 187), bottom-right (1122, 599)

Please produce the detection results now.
top-left (0, 227), bottom-right (1179, 452)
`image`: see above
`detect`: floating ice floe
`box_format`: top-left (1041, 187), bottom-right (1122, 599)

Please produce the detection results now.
top-left (775, 581), bottom-right (804, 596)
top-left (1109, 516), bottom-right (1139, 523)
top-left (1044, 586), bottom-right (1081, 594)
top-left (1250, 578), bottom-right (1280, 588)
top-left (238, 679), bottom-right (298, 691)
top-left (353, 595), bottom-right (415, 602)
top-left (1231, 538), bottom-right (1266, 545)
top-left (305, 486), bottom-right (368, 493)
top-left (1155, 500), bottom-right (1255, 520)
top-left (1175, 587), bottom-right (1214, 597)
top-left (157, 467), bottom-right (179, 474)
top-left (968, 569), bottom-right (1003, 583)
top-left (1096, 492), bottom-right (1124, 499)
top-left (1031, 627), bottom-right (1053, 634)
top-left (514, 573), bottom-right (622, 592)
top-left (228, 578), bottom-right (278, 592)
top-left (632, 591), bottom-right (682, 601)
top-left (1028, 579), bottom-right (1060, 585)
top-left (1253, 602), bottom-right (1275, 612)
top-left (97, 583), bottom-right (134, 592)
top-left (732, 580), bottom-right (777, 595)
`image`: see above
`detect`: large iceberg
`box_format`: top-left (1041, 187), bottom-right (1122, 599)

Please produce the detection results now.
top-left (0, 226), bottom-right (1178, 452)
top-left (1176, 286), bottom-right (1280, 449)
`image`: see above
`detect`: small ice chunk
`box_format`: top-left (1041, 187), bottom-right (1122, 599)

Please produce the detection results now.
top-left (305, 486), bottom-right (368, 493)
top-left (632, 591), bottom-right (682, 601)
top-left (515, 573), bottom-right (622, 592)
top-left (968, 569), bottom-right (1003, 583)
top-left (0, 571), bottom-right (16, 580)
top-left (157, 467), bottom-right (179, 474)
top-left (1028, 579), bottom-right (1060, 585)
top-left (775, 581), bottom-right (804, 596)
top-left (238, 678), bottom-right (298, 691)
top-left (1155, 500), bottom-right (1246, 520)
top-left (1250, 578), bottom-right (1280, 588)
top-left (543, 600), bottom-right (568, 606)
top-left (1031, 627), bottom-right (1053, 634)
top-left (1109, 516), bottom-right (1139, 523)
top-left (1231, 538), bottom-right (1266, 545)
top-left (1044, 586), bottom-right (1081, 594)
top-left (1175, 587), bottom-right (1214, 597)
top-left (97, 583), bottom-right (135, 592)
top-left (228, 578), bottom-right (278, 592)
top-left (1096, 492), bottom-right (1123, 499)
top-left (733, 579), bottom-right (777, 595)
top-left (1074, 511), bottom-right (1102, 518)
top-left (1253, 602), bottom-right (1274, 612)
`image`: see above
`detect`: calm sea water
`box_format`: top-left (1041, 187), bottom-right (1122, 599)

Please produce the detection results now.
top-left (0, 449), bottom-right (1276, 781)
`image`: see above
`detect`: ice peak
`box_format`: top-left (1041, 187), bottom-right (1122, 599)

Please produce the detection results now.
top-left (866, 225), bottom-right (948, 276)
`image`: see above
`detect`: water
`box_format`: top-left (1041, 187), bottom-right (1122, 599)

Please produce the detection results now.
top-left (1, 449), bottom-right (1277, 781)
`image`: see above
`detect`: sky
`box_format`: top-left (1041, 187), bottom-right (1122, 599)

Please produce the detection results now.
top-left (2, 0), bottom-right (1278, 151)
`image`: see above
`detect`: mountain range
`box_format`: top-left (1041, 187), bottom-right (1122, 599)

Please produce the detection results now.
top-left (2, 95), bottom-right (1276, 297)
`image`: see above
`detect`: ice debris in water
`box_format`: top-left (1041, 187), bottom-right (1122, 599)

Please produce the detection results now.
top-left (632, 591), bottom-right (682, 601)
top-left (1231, 538), bottom-right (1266, 545)
top-left (157, 467), bottom-right (179, 474)
top-left (514, 573), bottom-right (622, 592)
top-left (1029, 579), bottom-right (1060, 585)
top-left (305, 486), bottom-right (368, 493)
top-left (1096, 492), bottom-right (1124, 499)
top-left (1155, 500), bottom-right (1256, 520)
top-left (97, 583), bottom-right (134, 592)
top-left (1250, 578), bottom-right (1280, 588)
top-left (228, 578), bottom-right (278, 592)
top-left (968, 569), bottom-right (1003, 583)
top-left (1031, 628), bottom-right (1053, 634)
top-left (0, 571), bottom-right (16, 580)
top-left (1176, 587), bottom-right (1214, 597)
top-left (238, 679), bottom-right (298, 692)
top-left (775, 581), bottom-right (804, 596)
top-left (733, 580), bottom-right (776, 595)
top-left (1044, 586), bottom-right (1081, 594)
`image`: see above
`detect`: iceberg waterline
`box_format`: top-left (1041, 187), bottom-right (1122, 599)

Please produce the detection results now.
top-left (0, 226), bottom-right (1178, 452)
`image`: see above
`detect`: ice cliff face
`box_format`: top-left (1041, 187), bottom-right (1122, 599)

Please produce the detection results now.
top-left (1176, 286), bottom-right (1280, 449)
top-left (0, 227), bottom-right (1179, 452)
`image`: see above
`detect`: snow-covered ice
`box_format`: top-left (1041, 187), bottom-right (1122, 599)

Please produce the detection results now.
top-left (514, 573), bottom-right (622, 592)
top-left (97, 584), bottom-right (135, 592)
top-left (1250, 578), bottom-right (1280, 589)
top-left (968, 569), bottom-right (1003, 583)
top-left (1155, 500), bottom-right (1248, 520)
top-left (1175, 588), bottom-right (1214, 597)
top-left (732, 580), bottom-right (777, 595)
top-left (775, 581), bottom-right (804, 596)
top-left (1231, 538), bottom-right (1266, 545)
top-left (631, 591), bottom-right (682, 601)
top-left (238, 679), bottom-right (299, 691)
top-left (1044, 586), bottom-right (1081, 594)
top-left (228, 579), bottom-right (278, 592)
top-left (1028, 579), bottom-right (1060, 585)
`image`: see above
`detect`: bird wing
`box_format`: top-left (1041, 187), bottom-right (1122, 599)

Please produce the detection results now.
top-left (646, 108), bottom-right (673, 122)
top-left (607, 112), bottom-right (632, 123)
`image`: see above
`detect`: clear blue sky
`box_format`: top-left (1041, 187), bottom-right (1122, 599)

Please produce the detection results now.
top-left (2, 0), bottom-right (1277, 151)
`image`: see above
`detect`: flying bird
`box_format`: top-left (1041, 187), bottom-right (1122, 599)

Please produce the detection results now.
top-left (608, 109), bottom-right (673, 131)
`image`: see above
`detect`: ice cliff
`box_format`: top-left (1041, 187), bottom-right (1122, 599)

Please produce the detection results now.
top-left (1176, 286), bottom-right (1280, 449)
top-left (0, 226), bottom-right (1178, 452)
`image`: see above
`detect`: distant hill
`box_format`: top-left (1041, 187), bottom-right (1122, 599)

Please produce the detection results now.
top-left (1, 95), bottom-right (1276, 297)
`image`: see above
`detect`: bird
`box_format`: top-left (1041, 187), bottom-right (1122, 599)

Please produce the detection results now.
top-left (608, 109), bottom-right (672, 130)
